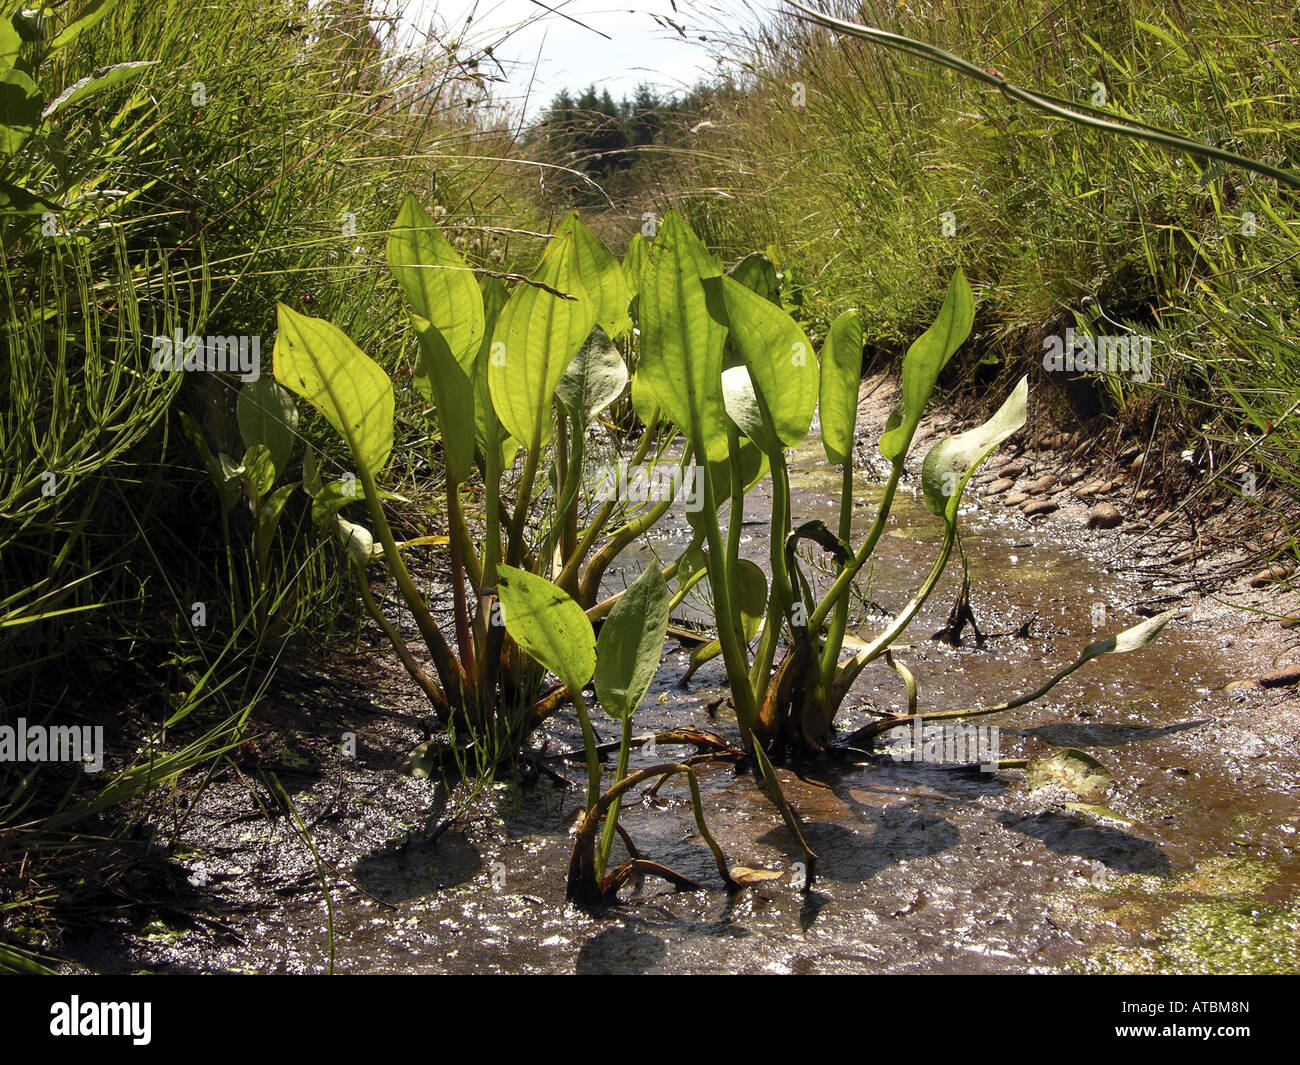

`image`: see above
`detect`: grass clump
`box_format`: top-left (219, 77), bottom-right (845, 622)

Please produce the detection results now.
top-left (663, 0), bottom-right (1300, 516)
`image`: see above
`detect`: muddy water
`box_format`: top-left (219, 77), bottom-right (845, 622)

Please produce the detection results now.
top-left (90, 438), bottom-right (1300, 974)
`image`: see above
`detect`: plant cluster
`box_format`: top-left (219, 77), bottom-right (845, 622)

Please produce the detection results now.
top-left (279, 199), bottom-right (1173, 901)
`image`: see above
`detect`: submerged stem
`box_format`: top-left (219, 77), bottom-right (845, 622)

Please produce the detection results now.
top-left (595, 715), bottom-right (633, 883)
top-left (571, 686), bottom-right (601, 813)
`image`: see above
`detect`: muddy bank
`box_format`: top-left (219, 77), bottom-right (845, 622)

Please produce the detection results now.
top-left (56, 376), bottom-right (1300, 974)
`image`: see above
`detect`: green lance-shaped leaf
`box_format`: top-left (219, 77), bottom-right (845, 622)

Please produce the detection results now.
top-left (590, 563), bottom-right (674, 884)
top-left (227, 445), bottom-right (275, 500)
top-left (1026, 748), bottom-right (1113, 801)
top-left (714, 274), bottom-right (818, 451)
top-left (256, 484), bottom-right (295, 565)
top-left (496, 565), bottom-right (596, 694)
top-left (622, 232), bottom-right (649, 301)
top-left (0, 67), bottom-right (41, 154)
top-left (556, 327), bottom-right (628, 425)
top-left (49, 0), bottom-right (122, 51)
top-left (179, 411), bottom-right (240, 511)
top-left (629, 370), bottom-right (660, 427)
top-left (472, 275), bottom-right (513, 461)
top-left (921, 375), bottom-right (1028, 519)
top-left (819, 309), bottom-right (864, 466)
top-left (237, 376), bottom-right (298, 477)
top-left (879, 268), bottom-right (975, 461)
top-left (558, 212), bottom-right (631, 340)
top-left (637, 211), bottom-right (731, 462)
top-left (412, 317), bottom-right (475, 485)
top-left (488, 233), bottom-right (596, 449)
top-left (1, 16), bottom-right (21, 68)
top-left (273, 304), bottom-right (394, 476)
top-left (41, 60), bottom-right (156, 119)
top-left (735, 558), bottom-right (770, 641)
top-left (302, 449), bottom-right (322, 498)
top-left (727, 252), bottom-right (781, 306)
top-left (387, 194), bottom-right (484, 370)
top-left (697, 558), bottom-right (770, 648)
top-left (594, 565), bottom-right (672, 721)
top-left (0, 180), bottom-right (57, 214)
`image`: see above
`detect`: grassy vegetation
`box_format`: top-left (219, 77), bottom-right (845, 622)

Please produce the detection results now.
top-left (657, 0), bottom-right (1300, 519)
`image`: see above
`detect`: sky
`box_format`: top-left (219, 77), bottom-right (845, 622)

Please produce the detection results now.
top-left (398, 1), bottom-right (776, 117)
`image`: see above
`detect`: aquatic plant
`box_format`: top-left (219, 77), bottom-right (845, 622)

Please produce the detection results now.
top-left (275, 198), bottom-right (781, 900)
top-left (276, 200), bottom-right (644, 742)
top-left (633, 210), bottom-right (1176, 883)
top-left (278, 198), bottom-right (1174, 900)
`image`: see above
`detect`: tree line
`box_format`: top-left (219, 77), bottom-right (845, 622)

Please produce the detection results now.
top-left (527, 84), bottom-right (701, 203)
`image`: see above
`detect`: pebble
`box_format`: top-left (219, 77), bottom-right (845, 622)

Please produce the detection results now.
top-left (1085, 503), bottom-right (1123, 529)
top-left (1260, 664), bottom-right (1300, 688)
top-left (986, 478), bottom-right (1014, 495)
top-left (1022, 500), bottom-right (1059, 517)
top-left (1248, 563), bottom-right (1295, 587)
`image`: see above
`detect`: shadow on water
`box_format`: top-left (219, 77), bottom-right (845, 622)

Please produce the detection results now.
top-left (575, 925), bottom-right (668, 974)
top-left (762, 802), bottom-right (961, 883)
top-left (998, 812), bottom-right (1174, 877)
top-left (353, 830), bottom-right (483, 904)
top-left (1019, 720), bottom-right (1207, 748)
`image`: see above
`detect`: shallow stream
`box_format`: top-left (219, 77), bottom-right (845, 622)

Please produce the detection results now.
top-left (72, 436), bottom-right (1300, 974)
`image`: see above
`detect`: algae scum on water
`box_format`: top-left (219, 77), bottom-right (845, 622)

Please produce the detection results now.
top-left (1068, 855), bottom-right (1300, 974)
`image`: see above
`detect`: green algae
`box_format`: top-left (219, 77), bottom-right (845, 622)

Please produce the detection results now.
top-left (1075, 856), bottom-right (1300, 973)
top-left (1086, 900), bottom-right (1300, 974)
